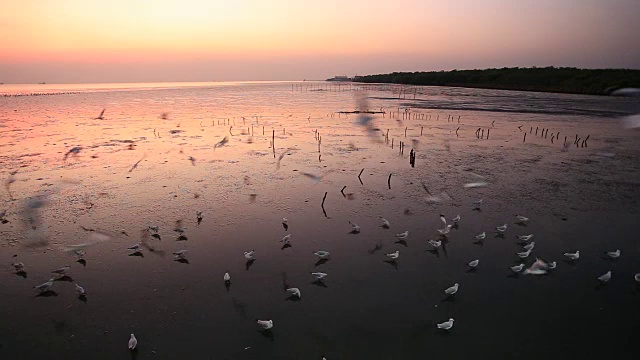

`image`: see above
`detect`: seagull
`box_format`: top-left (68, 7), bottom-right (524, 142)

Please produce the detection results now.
top-left (439, 214), bottom-right (447, 227)
top-left (95, 109), bottom-right (105, 120)
top-left (437, 225), bottom-right (452, 235)
top-left (473, 199), bottom-right (483, 207)
top-left (517, 249), bottom-right (532, 258)
top-left (314, 250), bottom-right (330, 259)
top-left (564, 251), bottom-right (580, 260)
top-left (452, 214), bottom-right (461, 223)
top-left (282, 217), bottom-right (288, 230)
top-left (34, 279), bottom-right (54, 293)
top-left (380, 217), bottom-right (390, 229)
top-left (518, 234), bottom-right (534, 241)
top-left (286, 287), bottom-right (301, 298)
top-left (51, 265), bottom-right (71, 276)
top-left (148, 226), bottom-right (159, 233)
top-left (395, 231), bottom-right (409, 240)
top-left (607, 250), bottom-right (620, 259)
top-left (468, 259), bottom-right (479, 268)
top-left (464, 181), bottom-right (488, 188)
top-left (257, 320), bottom-right (273, 330)
top-left (12, 262), bottom-right (25, 272)
top-left (428, 239), bottom-right (442, 248)
top-left (444, 283), bottom-right (459, 295)
top-left (523, 242), bottom-right (535, 251)
top-left (496, 224), bottom-right (508, 233)
top-left (515, 215), bottom-right (529, 223)
top-left (548, 261), bottom-right (557, 269)
top-left (244, 250), bottom-right (255, 260)
top-left (75, 283), bottom-right (86, 296)
top-left (128, 243), bottom-right (142, 251)
top-left (634, 273), bottom-right (640, 283)
top-left (196, 211), bottom-right (203, 222)
top-left (598, 271), bottom-right (612, 283)
top-left (214, 136), bottom-right (229, 149)
top-left (349, 221), bottom-right (360, 233)
top-left (281, 234), bottom-right (292, 244)
top-left (523, 258), bottom-right (548, 275)
top-left (128, 334), bottom-right (137, 350)
top-left (310, 272), bottom-right (328, 280)
top-left (511, 264), bottom-right (525, 273)
top-left (475, 232), bottom-right (486, 240)
top-left (173, 250), bottom-right (187, 260)
top-left (386, 251), bottom-right (399, 260)
top-left (436, 318), bottom-right (454, 330)
top-left (224, 272), bottom-right (231, 282)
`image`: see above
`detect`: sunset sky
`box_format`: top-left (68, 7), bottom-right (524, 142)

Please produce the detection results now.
top-left (1, 0), bottom-right (639, 83)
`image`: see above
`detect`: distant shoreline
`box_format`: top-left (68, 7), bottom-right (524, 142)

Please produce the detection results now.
top-left (353, 67), bottom-right (640, 96)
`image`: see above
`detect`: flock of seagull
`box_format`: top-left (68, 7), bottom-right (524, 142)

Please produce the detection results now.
top-left (13, 196), bottom-right (638, 355)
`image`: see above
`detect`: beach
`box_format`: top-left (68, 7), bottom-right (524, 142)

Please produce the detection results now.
top-left (1, 81), bottom-right (639, 359)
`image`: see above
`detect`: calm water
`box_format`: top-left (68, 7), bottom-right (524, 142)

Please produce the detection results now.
top-left (1, 82), bottom-right (639, 359)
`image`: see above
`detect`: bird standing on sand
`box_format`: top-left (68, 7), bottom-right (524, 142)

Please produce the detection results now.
top-left (444, 283), bottom-right (459, 295)
top-left (257, 320), bottom-right (273, 330)
top-left (386, 251), bottom-right (399, 260)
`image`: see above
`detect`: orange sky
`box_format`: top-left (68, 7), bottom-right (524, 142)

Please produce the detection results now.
top-left (1, 0), bottom-right (639, 83)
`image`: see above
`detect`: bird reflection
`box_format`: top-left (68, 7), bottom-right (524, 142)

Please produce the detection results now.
top-left (314, 258), bottom-right (329, 267)
top-left (384, 260), bottom-right (399, 270)
top-left (36, 290), bottom-right (58, 297)
top-left (245, 259), bottom-right (256, 270)
top-left (15, 271), bottom-right (27, 278)
top-left (311, 280), bottom-right (328, 288)
top-left (368, 243), bottom-right (383, 254)
top-left (394, 240), bottom-right (408, 247)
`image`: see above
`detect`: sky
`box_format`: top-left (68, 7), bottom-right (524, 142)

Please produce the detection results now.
top-left (1, 0), bottom-right (639, 83)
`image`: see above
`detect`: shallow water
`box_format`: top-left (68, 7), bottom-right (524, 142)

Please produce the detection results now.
top-left (1, 82), bottom-right (640, 359)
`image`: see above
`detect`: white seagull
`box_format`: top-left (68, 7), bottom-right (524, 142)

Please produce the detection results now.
top-left (634, 273), bottom-right (640, 283)
top-left (244, 250), bottom-right (255, 259)
top-left (452, 214), bottom-right (461, 223)
top-left (473, 199), bottom-right (483, 208)
top-left (51, 265), bottom-right (71, 276)
top-left (395, 231), bottom-right (409, 240)
top-left (548, 261), bottom-right (557, 269)
top-left (496, 224), bottom-right (508, 233)
top-left (75, 283), bottom-right (86, 296)
top-left (427, 239), bottom-right (442, 248)
top-left (380, 217), bottom-right (390, 229)
top-left (34, 279), bottom-right (54, 293)
top-left (437, 318), bottom-right (454, 330)
top-left (281, 234), bottom-right (292, 244)
top-left (386, 251), bottom-right (399, 260)
top-left (523, 242), bottom-right (535, 251)
top-left (564, 251), bottom-right (580, 260)
top-left (12, 262), bottom-right (25, 272)
top-left (518, 234), bottom-right (534, 241)
top-left (224, 272), bottom-right (231, 282)
top-left (128, 243), bottom-right (142, 251)
top-left (468, 259), bottom-right (479, 268)
top-left (128, 334), bottom-right (137, 350)
top-left (349, 221), bottom-right (360, 233)
top-left (310, 272), bottom-right (328, 280)
top-left (314, 250), bottom-right (330, 259)
top-left (511, 264), bottom-right (525, 273)
top-left (517, 249), bottom-right (532, 258)
top-left (598, 271), bottom-right (612, 283)
top-left (607, 250), bottom-right (620, 259)
top-left (444, 283), bottom-right (459, 295)
top-left (475, 232), bottom-right (486, 240)
top-left (257, 320), bottom-right (273, 330)
top-left (286, 287), bottom-right (301, 298)
top-left (173, 250), bottom-right (187, 260)
top-left (515, 215), bottom-right (529, 223)
top-left (523, 258), bottom-right (548, 275)
top-left (438, 225), bottom-right (452, 235)
top-left (439, 214), bottom-right (447, 227)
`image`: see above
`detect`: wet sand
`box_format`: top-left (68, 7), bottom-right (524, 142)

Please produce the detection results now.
top-left (1, 82), bottom-right (639, 359)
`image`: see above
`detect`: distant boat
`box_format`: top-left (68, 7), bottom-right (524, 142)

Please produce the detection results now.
top-left (326, 76), bottom-right (352, 82)
top-left (38, 82), bottom-right (46, 84)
